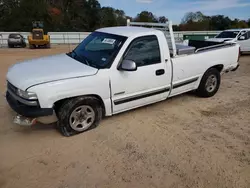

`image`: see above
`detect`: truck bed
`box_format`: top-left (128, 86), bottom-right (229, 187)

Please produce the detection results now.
top-left (188, 40), bottom-right (224, 49)
top-left (170, 40), bottom-right (236, 57)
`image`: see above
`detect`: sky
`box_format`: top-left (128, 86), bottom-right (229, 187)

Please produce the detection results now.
top-left (99, 0), bottom-right (250, 24)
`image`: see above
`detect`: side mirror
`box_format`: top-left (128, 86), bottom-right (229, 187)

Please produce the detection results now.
top-left (238, 36), bottom-right (245, 40)
top-left (119, 60), bottom-right (137, 71)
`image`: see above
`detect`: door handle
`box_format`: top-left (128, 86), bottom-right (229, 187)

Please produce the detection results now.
top-left (155, 69), bottom-right (165, 76)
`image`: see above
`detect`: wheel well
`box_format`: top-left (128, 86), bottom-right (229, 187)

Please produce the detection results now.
top-left (210, 64), bottom-right (224, 73)
top-left (54, 95), bottom-right (106, 116)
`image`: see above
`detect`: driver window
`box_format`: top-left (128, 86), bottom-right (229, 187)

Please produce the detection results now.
top-left (124, 35), bottom-right (161, 67)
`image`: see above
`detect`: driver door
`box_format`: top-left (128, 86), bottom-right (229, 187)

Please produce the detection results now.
top-left (110, 35), bottom-right (171, 114)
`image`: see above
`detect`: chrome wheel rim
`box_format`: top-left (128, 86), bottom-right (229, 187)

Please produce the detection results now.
top-left (69, 105), bottom-right (95, 132)
top-left (205, 75), bottom-right (217, 93)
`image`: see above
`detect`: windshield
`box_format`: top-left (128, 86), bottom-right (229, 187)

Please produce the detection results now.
top-left (216, 31), bottom-right (239, 38)
top-left (67, 32), bottom-right (127, 69)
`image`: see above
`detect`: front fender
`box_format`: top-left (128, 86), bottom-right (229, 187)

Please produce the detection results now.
top-left (27, 75), bottom-right (112, 116)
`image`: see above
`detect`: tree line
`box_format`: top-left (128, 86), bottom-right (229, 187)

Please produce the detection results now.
top-left (0, 0), bottom-right (249, 32)
top-left (180, 12), bottom-right (250, 31)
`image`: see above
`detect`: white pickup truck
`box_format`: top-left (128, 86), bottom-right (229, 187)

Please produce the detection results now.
top-left (6, 20), bottom-right (240, 136)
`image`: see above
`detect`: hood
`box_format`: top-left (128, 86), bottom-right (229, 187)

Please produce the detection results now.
top-left (206, 38), bottom-right (235, 42)
top-left (7, 53), bottom-right (98, 90)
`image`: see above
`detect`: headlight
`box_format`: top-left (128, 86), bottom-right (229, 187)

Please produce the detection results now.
top-left (17, 89), bottom-right (38, 100)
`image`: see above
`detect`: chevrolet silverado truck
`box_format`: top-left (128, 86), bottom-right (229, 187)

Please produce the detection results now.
top-left (6, 20), bottom-right (240, 136)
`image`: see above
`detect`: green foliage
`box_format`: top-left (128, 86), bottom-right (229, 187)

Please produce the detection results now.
top-left (159, 16), bottom-right (168, 23)
top-left (115, 9), bottom-right (127, 26)
top-left (100, 7), bottom-right (118, 27)
top-left (0, 1), bottom-right (249, 31)
top-left (231, 19), bottom-right (249, 28)
top-left (181, 11), bottom-right (205, 24)
top-left (0, 0), bottom-right (102, 31)
top-left (180, 12), bottom-right (249, 31)
top-left (209, 15), bottom-right (231, 30)
top-left (0, 0), bottom-right (49, 31)
top-left (99, 7), bottom-right (127, 28)
top-left (134, 11), bottom-right (158, 23)
top-left (172, 25), bottom-right (180, 31)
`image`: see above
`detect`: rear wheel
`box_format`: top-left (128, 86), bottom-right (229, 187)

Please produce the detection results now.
top-left (57, 96), bottom-right (103, 137)
top-left (196, 68), bottom-right (221, 98)
top-left (8, 44), bottom-right (14, 48)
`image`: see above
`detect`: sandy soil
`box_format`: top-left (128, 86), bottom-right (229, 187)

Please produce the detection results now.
top-left (0, 46), bottom-right (249, 188)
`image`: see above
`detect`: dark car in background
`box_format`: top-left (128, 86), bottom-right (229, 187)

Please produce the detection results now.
top-left (8, 33), bottom-right (26, 48)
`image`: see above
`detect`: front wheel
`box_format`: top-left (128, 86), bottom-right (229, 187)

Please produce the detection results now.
top-left (196, 68), bottom-right (221, 98)
top-left (57, 96), bottom-right (103, 137)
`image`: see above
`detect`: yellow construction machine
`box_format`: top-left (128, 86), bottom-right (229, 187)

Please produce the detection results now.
top-left (28, 21), bottom-right (51, 49)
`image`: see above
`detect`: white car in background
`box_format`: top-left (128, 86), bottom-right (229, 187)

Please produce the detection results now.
top-left (207, 28), bottom-right (250, 53)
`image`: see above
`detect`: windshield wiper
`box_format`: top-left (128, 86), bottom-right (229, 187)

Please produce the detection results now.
top-left (81, 55), bottom-right (99, 68)
top-left (68, 50), bottom-right (91, 66)
top-left (67, 50), bottom-right (99, 69)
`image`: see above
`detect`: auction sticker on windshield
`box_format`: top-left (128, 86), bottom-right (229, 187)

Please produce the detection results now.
top-left (102, 38), bottom-right (116, 45)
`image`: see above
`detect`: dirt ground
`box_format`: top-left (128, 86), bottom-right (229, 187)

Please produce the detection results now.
top-left (0, 46), bottom-right (249, 188)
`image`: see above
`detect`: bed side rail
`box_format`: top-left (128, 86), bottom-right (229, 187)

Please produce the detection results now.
top-left (195, 42), bottom-right (236, 53)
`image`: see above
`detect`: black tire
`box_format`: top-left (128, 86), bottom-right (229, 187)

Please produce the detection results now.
top-left (57, 96), bottom-right (103, 137)
top-left (196, 68), bottom-right (221, 98)
top-left (8, 44), bottom-right (14, 48)
top-left (46, 43), bottom-right (51, 49)
top-left (29, 44), bottom-right (35, 49)
top-left (22, 43), bottom-right (26, 48)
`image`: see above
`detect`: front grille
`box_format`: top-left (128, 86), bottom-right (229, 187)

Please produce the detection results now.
top-left (32, 31), bottom-right (43, 40)
top-left (7, 81), bottom-right (17, 94)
